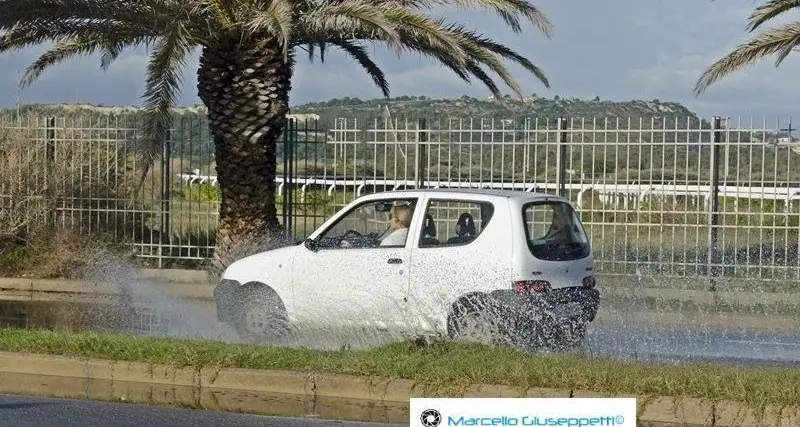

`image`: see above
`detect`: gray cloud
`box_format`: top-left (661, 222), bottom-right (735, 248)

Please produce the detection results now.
top-left (1, 0), bottom-right (799, 121)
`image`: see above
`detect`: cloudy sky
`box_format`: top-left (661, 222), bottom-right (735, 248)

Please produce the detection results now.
top-left (1, 0), bottom-right (799, 121)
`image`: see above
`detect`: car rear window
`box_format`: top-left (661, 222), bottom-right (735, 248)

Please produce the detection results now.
top-left (522, 201), bottom-right (590, 261)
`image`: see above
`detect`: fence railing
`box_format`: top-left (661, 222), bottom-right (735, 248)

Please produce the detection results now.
top-left (2, 113), bottom-right (800, 289)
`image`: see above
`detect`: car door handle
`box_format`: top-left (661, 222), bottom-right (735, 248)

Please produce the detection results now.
top-left (387, 258), bottom-right (403, 264)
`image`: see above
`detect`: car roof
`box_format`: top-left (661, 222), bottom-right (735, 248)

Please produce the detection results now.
top-left (366, 187), bottom-right (567, 201)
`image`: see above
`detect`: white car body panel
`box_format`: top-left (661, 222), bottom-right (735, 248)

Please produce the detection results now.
top-left (216, 188), bottom-right (600, 338)
top-left (220, 246), bottom-right (297, 314)
top-left (405, 193), bottom-right (514, 334)
top-left (290, 242), bottom-right (412, 330)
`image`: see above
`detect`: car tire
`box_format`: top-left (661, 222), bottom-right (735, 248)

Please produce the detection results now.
top-left (234, 284), bottom-right (293, 345)
top-left (447, 295), bottom-right (510, 347)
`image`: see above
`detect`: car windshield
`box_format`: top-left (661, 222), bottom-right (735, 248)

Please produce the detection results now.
top-left (522, 201), bottom-right (590, 261)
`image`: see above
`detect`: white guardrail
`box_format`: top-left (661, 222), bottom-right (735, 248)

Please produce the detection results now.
top-left (177, 172), bottom-right (800, 211)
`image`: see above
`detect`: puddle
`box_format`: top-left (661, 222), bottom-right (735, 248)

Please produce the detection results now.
top-left (0, 300), bottom-right (136, 332)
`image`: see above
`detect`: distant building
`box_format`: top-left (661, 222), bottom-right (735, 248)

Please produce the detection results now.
top-left (287, 113), bottom-right (320, 121)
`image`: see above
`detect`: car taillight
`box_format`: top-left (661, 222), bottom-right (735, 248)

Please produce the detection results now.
top-left (513, 280), bottom-right (551, 294)
top-left (582, 275), bottom-right (596, 289)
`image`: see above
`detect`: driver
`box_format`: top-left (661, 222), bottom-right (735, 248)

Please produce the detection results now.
top-left (380, 204), bottom-right (413, 246)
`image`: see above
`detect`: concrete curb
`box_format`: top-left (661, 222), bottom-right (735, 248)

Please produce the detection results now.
top-left (0, 276), bottom-right (213, 303)
top-left (0, 351), bottom-right (797, 426)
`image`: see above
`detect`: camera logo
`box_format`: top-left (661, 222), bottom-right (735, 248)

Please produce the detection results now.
top-left (420, 408), bottom-right (442, 427)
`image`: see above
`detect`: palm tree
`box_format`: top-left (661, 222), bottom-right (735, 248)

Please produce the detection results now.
top-left (694, 0), bottom-right (800, 95)
top-left (0, 0), bottom-right (553, 278)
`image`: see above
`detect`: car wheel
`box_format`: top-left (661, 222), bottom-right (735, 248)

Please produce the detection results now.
top-left (234, 286), bottom-right (293, 345)
top-left (448, 297), bottom-right (509, 347)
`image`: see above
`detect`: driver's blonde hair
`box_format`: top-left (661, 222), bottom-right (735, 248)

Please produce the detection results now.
top-left (391, 205), bottom-right (413, 227)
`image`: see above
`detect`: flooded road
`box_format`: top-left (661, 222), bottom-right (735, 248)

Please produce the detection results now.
top-left (2, 298), bottom-right (798, 366)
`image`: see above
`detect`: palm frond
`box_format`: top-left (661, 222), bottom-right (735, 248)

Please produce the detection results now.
top-left (299, 5), bottom-right (470, 65)
top-left (0, 18), bottom-right (156, 53)
top-left (331, 39), bottom-right (390, 97)
top-left (414, 0), bottom-right (553, 36)
top-left (462, 30), bottom-right (549, 87)
top-left (445, 27), bottom-right (526, 98)
top-left (300, 0), bottom-right (417, 56)
top-left (297, 6), bottom-right (548, 99)
top-left (694, 21), bottom-right (800, 95)
top-left (209, 0), bottom-right (238, 27)
top-left (464, 60), bottom-right (501, 97)
top-left (746, 0), bottom-right (800, 32)
top-left (392, 22), bottom-right (547, 98)
top-left (100, 45), bottom-right (123, 70)
top-left (242, 0), bottom-right (295, 57)
top-left (0, 0), bottom-right (163, 29)
top-left (304, 42), bottom-right (328, 62)
top-left (136, 22), bottom-right (194, 192)
top-left (18, 35), bottom-right (144, 88)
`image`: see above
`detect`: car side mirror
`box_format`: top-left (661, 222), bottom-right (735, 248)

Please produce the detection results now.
top-left (304, 238), bottom-right (320, 252)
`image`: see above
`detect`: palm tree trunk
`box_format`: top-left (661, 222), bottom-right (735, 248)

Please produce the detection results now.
top-left (196, 35), bottom-right (295, 280)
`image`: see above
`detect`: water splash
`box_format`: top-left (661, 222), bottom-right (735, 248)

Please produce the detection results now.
top-left (60, 247), bottom-right (800, 367)
top-left (77, 249), bottom-right (239, 342)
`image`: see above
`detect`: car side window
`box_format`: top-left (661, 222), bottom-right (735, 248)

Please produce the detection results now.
top-left (314, 197), bottom-right (418, 249)
top-left (418, 199), bottom-right (494, 248)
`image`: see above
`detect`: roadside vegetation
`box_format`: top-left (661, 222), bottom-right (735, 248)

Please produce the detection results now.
top-left (0, 327), bottom-right (798, 413)
top-left (0, 126), bottom-right (138, 278)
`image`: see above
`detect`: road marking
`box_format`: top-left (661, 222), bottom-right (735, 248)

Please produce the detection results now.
top-left (726, 339), bottom-right (800, 347)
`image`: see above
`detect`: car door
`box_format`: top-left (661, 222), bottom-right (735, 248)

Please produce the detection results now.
top-left (406, 196), bottom-right (511, 335)
top-left (290, 196), bottom-right (421, 334)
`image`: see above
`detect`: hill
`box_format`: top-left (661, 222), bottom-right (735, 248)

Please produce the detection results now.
top-left (289, 94), bottom-right (702, 124)
top-left (0, 94), bottom-right (709, 127)
top-left (2, 97), bottom-right (797, 185)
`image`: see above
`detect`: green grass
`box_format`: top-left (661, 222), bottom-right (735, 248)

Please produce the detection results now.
top-left (0, 328), bottom-right (799, 413)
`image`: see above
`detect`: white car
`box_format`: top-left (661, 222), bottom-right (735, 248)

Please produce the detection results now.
top-left (213, 188), bottom-right (600, 349)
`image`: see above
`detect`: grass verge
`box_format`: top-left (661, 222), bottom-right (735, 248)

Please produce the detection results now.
top-left (0, 328), bottom-right (798, 412)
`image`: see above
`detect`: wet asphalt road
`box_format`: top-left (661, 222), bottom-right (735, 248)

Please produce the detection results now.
top-left (585, 325), bottom-right (800, 366)
top-left (153, 307), bottom-right (800, 366)
top-left (302, 324), bottom-right (800, 366)
top-left (0, 394), bottom-right (407, 427)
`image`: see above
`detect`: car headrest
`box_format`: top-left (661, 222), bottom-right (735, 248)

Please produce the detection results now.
top-left (423, 213), bottom-right (436, 237)
top-left (455, 213), bottom-right (476, 237)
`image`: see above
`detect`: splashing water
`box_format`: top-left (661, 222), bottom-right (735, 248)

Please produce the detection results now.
top-left (77, 250), bottom-right (239, 342)
top-left (65, 249), bottom-right (800, 366)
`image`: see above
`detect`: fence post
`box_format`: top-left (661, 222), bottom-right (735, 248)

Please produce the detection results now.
top-left (707, 116), bottom-right (723, 292)
top-left (281, 118), bottom-right (295, 239)
top-left (45, 117), bottom-right (55, 161)
top-left (416, 117), bottom-right (428, 189)
top-left (45, 117), bottom-right (56, 228)
top-left (288, 119), bottom-right (295, 238)
top-left (159, 127), bottom-right (172, 269)
top-left (555, 117), bottom-right (568, 197)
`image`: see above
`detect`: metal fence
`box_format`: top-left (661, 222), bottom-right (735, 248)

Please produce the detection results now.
top-left (3, 112), bottom-right (800, 288)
